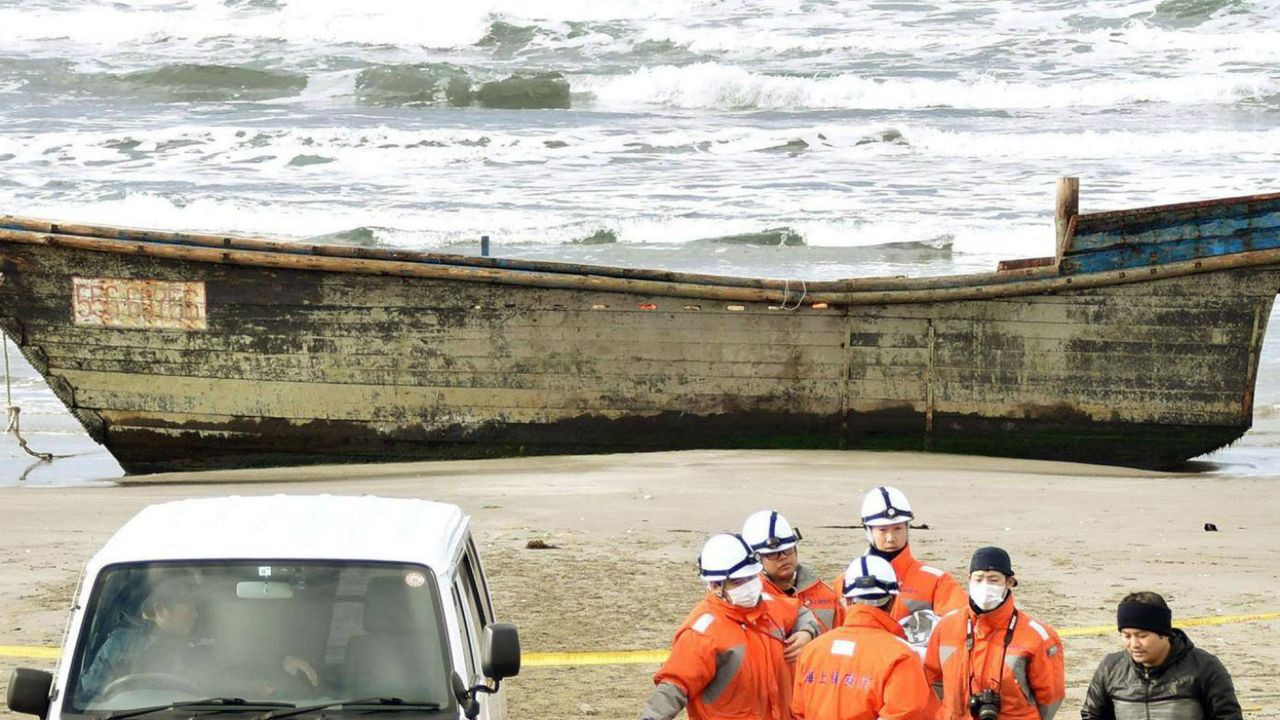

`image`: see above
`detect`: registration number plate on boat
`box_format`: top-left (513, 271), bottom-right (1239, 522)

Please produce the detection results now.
top-left (72, 277), bottom-right (207, 331)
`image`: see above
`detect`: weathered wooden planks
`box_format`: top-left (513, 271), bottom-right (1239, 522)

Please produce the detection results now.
top-left (1069, 192), bottom-right (1280, 251)
top-left (839, 276), bottom-right (1272, 432)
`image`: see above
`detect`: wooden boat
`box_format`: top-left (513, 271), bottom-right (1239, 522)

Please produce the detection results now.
top-left (2, 179), bottom-right (1278, 474)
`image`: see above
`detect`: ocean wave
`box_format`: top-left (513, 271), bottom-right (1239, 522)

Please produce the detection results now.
top-left (0, 5), bottom-right (1236, 71)
top-left (345, 65), bottom-right (575, 109)
top-left (0, 123), bottom-right (917, 174)
top-left (1256, 403), bottom-right (1280, 419)
top-left (5, 55), bottom-right (586, 108)
top-left (6, 16), bottom-right (1279, 110)
top-left (408, 218), bottom-right (1000, 258)
top-left (477, 19), bottom-right (542, 56)
top-left (116, 63), bottom-right (308, 102)
top-left (903, 126), bottom-right (1280, 160)
top-left (574, 63), bottom-right (1277, 111)
top-left (475, 72), bottom-right (570, 109)
top-left (623, 21), bottom-right (956, 59)
top-left (306, 226), bottom-right (388, 247)
top-left (0, 1), bottom-right (496, 51)
top-left (5, 192), bottom-right (395, 243)
top-left (4, 0), bottom-right (1280, 77)
top-left (1, 59), bottom-right (309, 102)
top-left (0, 57), bottom-right (86, 94)
top-left (1149, 0), bottom-right (1250, 28)
top-left (1077, 21), bottom-right (1280, 65)
top-left (0, 0), bottom-right (703, 59)
top-left (3, 121), bottom-right (1277, 190)
top-left (1, 186), bottom-right (1044, 258)
top-left (354, 63), bottom-right (473, 107)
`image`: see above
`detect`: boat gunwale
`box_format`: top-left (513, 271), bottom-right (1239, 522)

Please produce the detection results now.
top-left (1070, 190), bottom-right (1280, 225)
top-left (1, 214), bottom-right (1056, 294)
top-left (4, 225), bottom-right (1280, 306)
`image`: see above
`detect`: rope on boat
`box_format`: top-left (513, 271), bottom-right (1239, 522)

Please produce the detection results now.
top-left (3, 338), bottom-right (54, 463)
top-left (780, 278), bottom-right (807, 311)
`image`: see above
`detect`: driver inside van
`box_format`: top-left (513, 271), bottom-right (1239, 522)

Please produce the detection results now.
top-left (76, 577), bottom-right (320, 705)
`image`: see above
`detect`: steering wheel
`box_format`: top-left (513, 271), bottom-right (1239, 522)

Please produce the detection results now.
top-left (100, 672), bottom-right (202, 698)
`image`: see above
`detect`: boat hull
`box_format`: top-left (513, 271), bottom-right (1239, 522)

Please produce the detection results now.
top-left (2, 240), bottom-right (1276, 473)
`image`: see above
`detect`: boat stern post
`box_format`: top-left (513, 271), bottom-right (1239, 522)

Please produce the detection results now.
top-left (1055, 176), bottom-right (1079, 262)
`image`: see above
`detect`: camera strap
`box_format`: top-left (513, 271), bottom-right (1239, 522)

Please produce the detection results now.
top-left (965, 608), bottom-right (1019, 695)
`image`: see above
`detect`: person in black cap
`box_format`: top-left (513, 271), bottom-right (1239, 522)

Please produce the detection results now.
top-left (1081, 591), bottom-right (1242, 720)
top-left (923, 546), bottom-right (1066, 720)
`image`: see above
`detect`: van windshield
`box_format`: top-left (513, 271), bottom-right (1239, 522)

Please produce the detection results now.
top-left (65, 561), bottom-right (453, 716)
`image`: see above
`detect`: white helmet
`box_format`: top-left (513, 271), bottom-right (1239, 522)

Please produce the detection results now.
top-left (698, 533), bottom-right (762, 582)
top-left (741, 510), bottom-right (802, 555)
top-left (841, 555), bottom-right (900, 603)
top-left (860, 485), bottom-right (914, 527)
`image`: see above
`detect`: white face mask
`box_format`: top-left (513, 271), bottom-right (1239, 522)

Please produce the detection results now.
top-left (968, 581), bottom-right (1008, 611)
top-left (725, 576), bottom-right (763, 607)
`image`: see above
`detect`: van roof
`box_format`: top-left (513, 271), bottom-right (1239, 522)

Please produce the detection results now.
top-left (87, 495), bottom-right (469, 574)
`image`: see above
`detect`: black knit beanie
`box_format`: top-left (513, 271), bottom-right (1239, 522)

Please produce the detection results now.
top-left (969, 546), bottom-right (1014, 577)
top-left (1117, 601), bottom-right (1172, 636)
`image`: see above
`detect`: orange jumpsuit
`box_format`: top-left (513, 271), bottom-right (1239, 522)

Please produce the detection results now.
top-left (791, 604), bottom-right (936, 720)
top-left (833, 547), bottom-right (967, 624)
top-left (923, 594), bottom-right (1066, 720)
top-left (642, 591), bottom-right (805, 720)
top-left (763, 564), bottom-right (843, 634)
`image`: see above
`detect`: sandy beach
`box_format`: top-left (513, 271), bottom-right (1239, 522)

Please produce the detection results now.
top-left (2, 449), bottom-right (1278, 720)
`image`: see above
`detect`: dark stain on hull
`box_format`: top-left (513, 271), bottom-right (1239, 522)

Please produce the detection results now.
top-left (104, 409), bottom-right (1247, 475)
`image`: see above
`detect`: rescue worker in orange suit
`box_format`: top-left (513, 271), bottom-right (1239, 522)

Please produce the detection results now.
top-left (641, 532), bottom-right (822, 720)
top-left (833, 486), bottom-right (967, 655)
top-left (743, 509), bottom-right (843, 635)
top-left (792, 554), bottom-right (936, 720)
top-left (924, 547), bottom-right (1066, 720)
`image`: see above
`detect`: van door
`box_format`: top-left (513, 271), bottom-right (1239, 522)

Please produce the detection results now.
top-left (455, 544), bottom-right (505, 720)
top-left (450, 583), bottom-right (479, 689)
top-left (464, 537), bottom-right (496, 620)
top-left (463, 538), bottom-right (506, 717)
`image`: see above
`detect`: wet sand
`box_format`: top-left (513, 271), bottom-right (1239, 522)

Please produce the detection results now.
top-left (1, 450), bottom-right (1278, 719)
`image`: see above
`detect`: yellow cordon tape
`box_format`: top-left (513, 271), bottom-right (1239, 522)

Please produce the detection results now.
top-left (521, 610), bottom-right (1280, 668)
top-left (3, 612), bottom-right (1277, 668)
top-left (0, 645), bottom-right (60, 660)
top-left (524, 650), bottom-right (670, 667)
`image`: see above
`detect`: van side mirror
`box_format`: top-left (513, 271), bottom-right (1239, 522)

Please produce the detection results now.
top-left (455, 624), bottom-right (519, 717)
top-left (7, 668), bottom-right (53, 719)
top-left (481, 623), bottom-right (521, 681)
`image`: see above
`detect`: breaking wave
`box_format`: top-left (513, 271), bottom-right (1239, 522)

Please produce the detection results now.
top-left (8, 57), bottom-right (1276, 112)
top-left (1, 60), bottom-right (309, 102)
top-left (116, 64), bottom-right (309, 102)
top-left (1149, 0), bottom-right (1251, 28)
top-left (354, 64), bottom-right (475, 107)
top-left (575, 63), bottom-right (1277, 111)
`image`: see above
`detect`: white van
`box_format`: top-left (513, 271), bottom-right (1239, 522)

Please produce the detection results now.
top-left (6, 495), bottom-right (520, 720)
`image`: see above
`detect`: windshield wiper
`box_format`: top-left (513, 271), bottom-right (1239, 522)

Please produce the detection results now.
top-left (260, 698), bottom-right (443, 720)
top-left (105, 698), bottom-right (295, 720)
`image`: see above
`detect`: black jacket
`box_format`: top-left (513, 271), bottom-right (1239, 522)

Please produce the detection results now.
top-left (1081, 629), bottom-right (1242, 720)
